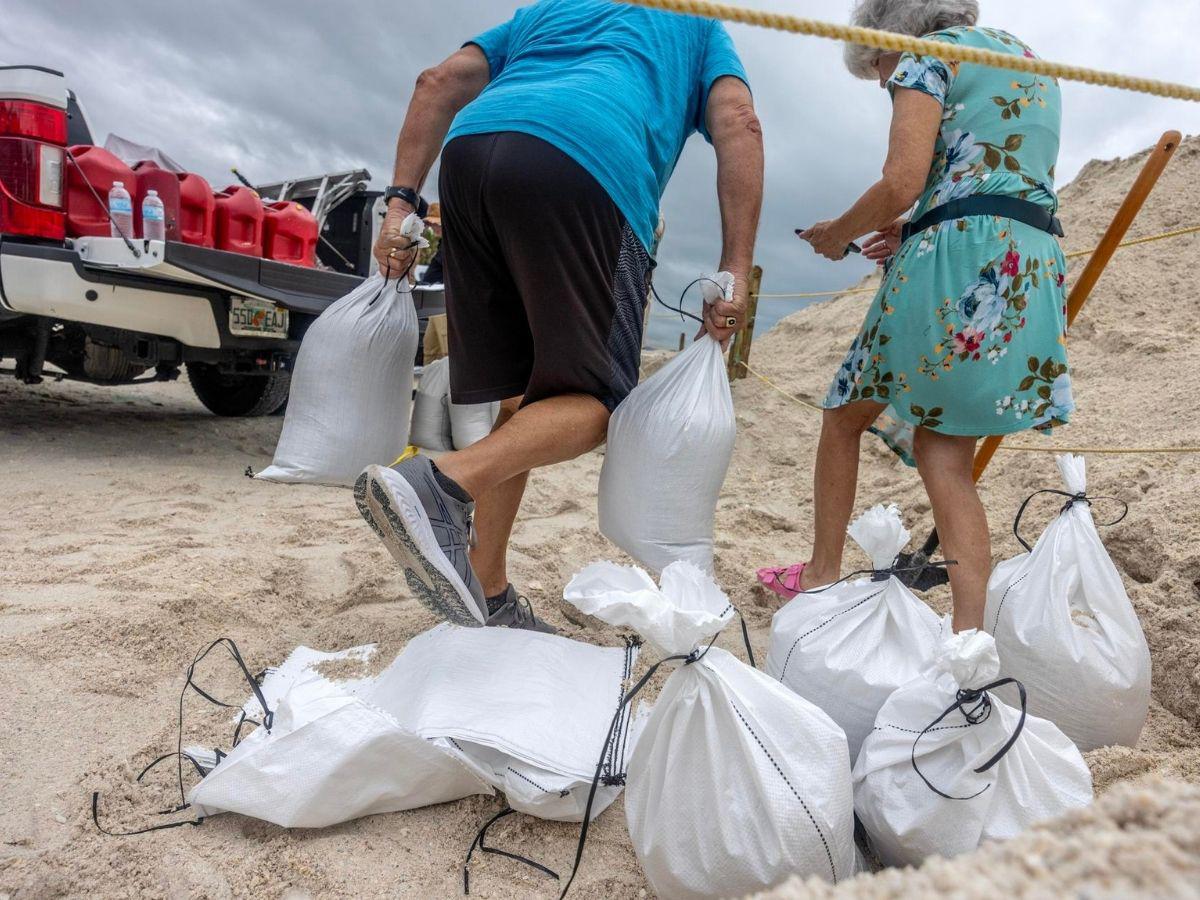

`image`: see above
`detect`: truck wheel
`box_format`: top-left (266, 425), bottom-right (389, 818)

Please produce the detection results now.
top-left (186, 363), bottom-right (291, 417)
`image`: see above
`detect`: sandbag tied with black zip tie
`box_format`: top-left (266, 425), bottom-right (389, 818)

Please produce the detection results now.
top-left (766, 504), bottom-right (948, 765)
top-left (984, 453), bottom-right (1150, 752)
top-left (852, 629), bottom-right (1093, 868)
top-left (257, 269), bottom-right (420, 487)
top-left (562, 559), bottom-right (855, 899)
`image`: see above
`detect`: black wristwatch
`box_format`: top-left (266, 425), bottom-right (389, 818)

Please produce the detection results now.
top-left (383, 186), bottom-right (428, 218)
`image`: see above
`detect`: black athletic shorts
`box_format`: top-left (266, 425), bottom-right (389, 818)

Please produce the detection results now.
top-left (438, 132), bottom-right (651, 411)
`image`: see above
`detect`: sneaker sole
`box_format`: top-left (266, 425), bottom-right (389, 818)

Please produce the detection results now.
top-left (355, 466), bottom-right (484, 627)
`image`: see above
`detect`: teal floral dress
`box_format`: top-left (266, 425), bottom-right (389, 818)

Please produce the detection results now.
top-left (825, 26), bottom-right (1072, 465)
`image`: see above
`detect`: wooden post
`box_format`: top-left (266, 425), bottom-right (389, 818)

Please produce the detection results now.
top-left (970, 130), bottom-right (1181, 482)
top-left (727, 264), bottom-right (763, 380)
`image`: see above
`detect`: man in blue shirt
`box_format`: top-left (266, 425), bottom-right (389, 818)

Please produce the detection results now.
top-left (362, 0), bottom-right (763, 631)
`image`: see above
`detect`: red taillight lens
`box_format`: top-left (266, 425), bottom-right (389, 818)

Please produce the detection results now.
top-left (0, 137), bottom-right (63, 207)
top-left (0, 100), bottom-right (67, 144)
top-left (0, 136), bottom-right (66, 239)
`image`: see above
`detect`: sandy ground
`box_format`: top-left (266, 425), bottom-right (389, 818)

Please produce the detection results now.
top-left (2, 137), bottom-right (1199, 899)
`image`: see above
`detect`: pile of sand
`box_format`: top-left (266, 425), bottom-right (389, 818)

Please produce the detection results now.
top-left (2, 137), bottom-right (1198, 898)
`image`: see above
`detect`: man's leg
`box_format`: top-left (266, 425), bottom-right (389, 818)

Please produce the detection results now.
top-left (436, 394), bottom-right (608, 502)
top-left (454, 394), bottom-right (599, 599)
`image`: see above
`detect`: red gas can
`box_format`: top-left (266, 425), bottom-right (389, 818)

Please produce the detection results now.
top-left (262, 200), bottom-right (318, 267)
top-left (176, 172), bottom-right (215, 247)
top-left (64, 145), bottom-right (135, 237)
top-left (131, 161), bottom-right (181, 241)
top-left (213, 185), bottom-right (263, 256)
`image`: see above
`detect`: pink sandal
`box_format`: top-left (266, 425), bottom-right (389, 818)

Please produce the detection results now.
top-left (756, 562), bottom-right (809, 600)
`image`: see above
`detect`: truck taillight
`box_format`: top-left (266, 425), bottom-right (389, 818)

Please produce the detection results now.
top-left (0, 99), bottom-right (67, 143)
top-left (0, 136), bottom-right (66, 239)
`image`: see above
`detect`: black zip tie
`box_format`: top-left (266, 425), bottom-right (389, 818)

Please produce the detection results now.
top-left (174, 638), bottom-right (274, 806)
top-left (911, 677), bottom-right (1028, 800)
top-left (558, 632), bottom-right (724, 899)
top-left (796, 558), bottom-right (959, 595)
top-left (463, 806), bottom-right (559, 894)
top-left (1012, 489), bottom-right (1129, 552)
top-left (92, 791), bottom-right (202, 837)
top-left (736, 607), bottom-right (757, 669)
top-left (650, 275), bottom-right (730, 326)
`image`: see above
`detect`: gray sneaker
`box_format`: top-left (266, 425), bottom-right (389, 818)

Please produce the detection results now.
top-left (485, 584), bottom-right (558, 634)
top-left (355, 459), bottom-right (487, 627)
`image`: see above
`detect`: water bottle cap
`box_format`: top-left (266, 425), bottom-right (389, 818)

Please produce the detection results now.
top-left (147, 190), bottom-right (158, 196)
top-left (113, 181), bottom-right (124, 187)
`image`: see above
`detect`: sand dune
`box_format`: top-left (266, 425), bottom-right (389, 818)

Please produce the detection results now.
top-left (2, 137), bottom-right (1198, 898)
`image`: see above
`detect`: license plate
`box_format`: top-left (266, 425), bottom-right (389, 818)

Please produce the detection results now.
top-left (229, 296), bottom-right (288, 338)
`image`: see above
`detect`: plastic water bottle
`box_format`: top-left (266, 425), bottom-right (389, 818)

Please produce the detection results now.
top-left (108, 181), bottom-right (133, 238)
top-left (141, 189), bottom-right (165, 241)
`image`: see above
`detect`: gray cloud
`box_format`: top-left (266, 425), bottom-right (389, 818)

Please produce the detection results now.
top-left (8, 0), bottom-right (1198, 348)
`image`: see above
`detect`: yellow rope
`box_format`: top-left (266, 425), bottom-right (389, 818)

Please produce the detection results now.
top-left (995, 444), bottom-right (1200, 454)
top-left (616, 0), bottom-right (1200, 101)
top-left (740, 361), bottom-right (826, 412)
top-left (737, 361), bottom-right (1200, 455)
top-left (757, 223), bottom-right (1200, 300)
top-left (1063, 222), bottom-right (1200, 259)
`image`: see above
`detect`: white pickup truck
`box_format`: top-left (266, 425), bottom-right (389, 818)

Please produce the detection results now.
top-left (0, 64), bottom-right (444, 416)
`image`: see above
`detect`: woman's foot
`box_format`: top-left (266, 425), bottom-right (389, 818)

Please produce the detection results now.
top-left (757, 562), bottom-right (809, 600)
top-left (757, 561), bottom-right (841, 599)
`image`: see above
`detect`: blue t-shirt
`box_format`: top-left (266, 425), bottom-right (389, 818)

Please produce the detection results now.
top-left (446, 0), bottom-right (748, 253)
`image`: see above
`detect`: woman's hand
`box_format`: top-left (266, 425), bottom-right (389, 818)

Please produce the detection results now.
top-left (860, 219), bottom-right (906, 265)
top-left (799, 220), bottom-right (857, 261)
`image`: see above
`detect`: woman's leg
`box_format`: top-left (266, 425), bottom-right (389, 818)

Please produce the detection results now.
top-left (912, 427), bottom-right (991, 631)
top-left (803, 400), bottom-right (886, 589)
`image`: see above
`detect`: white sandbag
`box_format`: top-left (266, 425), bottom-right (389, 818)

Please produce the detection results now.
top-left (766, 504), bottom-right (944, 763)
top-left (257, 272), bottom-right (419, 486)
top-left (565, 560), bottom-right (856, 898)
top-left (188, 652), bottom-right (488, 828)
top-left (410, 356), bottom-right (453, 451)
top-left (984, 454), bottom-right (1151, 751)
top-left (853, 630), bottom-right (1093, 867)
top-left (598, 328), bottom-right (735, 575)
top-left (449, 398), bottom-right (500, 449)
top-left (365, 623), bottom-right (642, 822)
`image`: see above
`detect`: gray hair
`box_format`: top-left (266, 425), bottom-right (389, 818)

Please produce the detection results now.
top-left (843, 0), bottom-right (980, 79)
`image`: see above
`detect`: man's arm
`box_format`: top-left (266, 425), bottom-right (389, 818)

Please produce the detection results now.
top-left (703, 75), bottom-right (763, 343)
top-left (375, 46), bottom-right (492, 278)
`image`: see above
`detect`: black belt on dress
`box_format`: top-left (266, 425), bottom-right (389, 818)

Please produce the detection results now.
top-left (900, 195), bottom-right (1065, 244)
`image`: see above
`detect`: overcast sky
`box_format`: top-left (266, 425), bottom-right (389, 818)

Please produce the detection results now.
top-left (8, 1), bottom-right (1199, 347)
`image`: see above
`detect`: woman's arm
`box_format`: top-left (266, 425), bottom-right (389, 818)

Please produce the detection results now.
top-left (802, 88), bottom-right (942, 261)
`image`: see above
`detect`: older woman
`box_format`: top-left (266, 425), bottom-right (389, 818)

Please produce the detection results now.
top-left (760, 0), bottom-right (1071, 631)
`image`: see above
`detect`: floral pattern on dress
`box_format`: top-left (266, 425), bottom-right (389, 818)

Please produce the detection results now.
top-left (825, 26), bottom-right (1072, 464)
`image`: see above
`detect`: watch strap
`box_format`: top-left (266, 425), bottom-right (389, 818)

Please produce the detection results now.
top-left (384, 186), bottom-right (428, 218)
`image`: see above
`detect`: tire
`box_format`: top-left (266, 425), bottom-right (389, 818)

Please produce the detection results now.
top-left (186, 363), bottom-right (291, 417)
